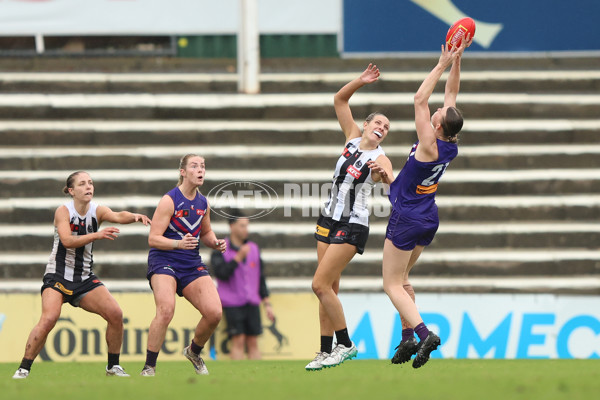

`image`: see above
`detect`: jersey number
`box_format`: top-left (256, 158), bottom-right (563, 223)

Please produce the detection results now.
top-left (421, 163), bottom-right (449, 186)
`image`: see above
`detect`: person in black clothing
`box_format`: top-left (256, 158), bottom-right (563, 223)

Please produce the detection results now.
top-left (211, 210), bottom-right (275, 360)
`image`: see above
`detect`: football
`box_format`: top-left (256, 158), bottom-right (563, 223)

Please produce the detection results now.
top-left (446, 17), bottom-right (476, 50)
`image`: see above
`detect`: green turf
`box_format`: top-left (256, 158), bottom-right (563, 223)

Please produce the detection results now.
top-left (1, 359), bottom-right (598, 400)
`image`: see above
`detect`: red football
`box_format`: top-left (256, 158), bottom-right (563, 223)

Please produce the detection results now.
top-left (446, 17), bottom-right (476, 50)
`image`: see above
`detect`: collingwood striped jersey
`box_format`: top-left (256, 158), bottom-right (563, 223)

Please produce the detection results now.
top-left (45, 201), bottom-right (99, 282)
top-left (322, 137), bottom-right (385, 227)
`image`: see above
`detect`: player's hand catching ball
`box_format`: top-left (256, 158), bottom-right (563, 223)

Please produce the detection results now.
top-left (439, 33), bottom-right (472, 68)
top-left (454, 33), bottom-right (473, 58)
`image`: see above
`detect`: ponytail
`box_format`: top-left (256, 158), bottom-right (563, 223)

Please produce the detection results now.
top-left (441, 107), bottom-right (463, 144)
top-left (63, 171), bottom-right (86, 196)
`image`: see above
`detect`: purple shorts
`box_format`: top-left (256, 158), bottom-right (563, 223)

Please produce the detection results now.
top-left (147, 262), bottom-right (210, 297)
top-left (385, 209), bottom-right (439, 251)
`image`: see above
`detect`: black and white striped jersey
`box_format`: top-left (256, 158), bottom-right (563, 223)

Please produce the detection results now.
top-left (322, 137), bottom-right (385, 227)
top-left (45, 201), bottom-right (99, 282)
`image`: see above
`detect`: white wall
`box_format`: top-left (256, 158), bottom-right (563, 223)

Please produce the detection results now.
top-left (0, 0), bottom-right (341, 36)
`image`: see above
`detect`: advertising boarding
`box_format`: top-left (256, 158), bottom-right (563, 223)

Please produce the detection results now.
top-left (342, 0), bottom-right (600, 54)
top-left (1, 292), bottom-right (598, 362)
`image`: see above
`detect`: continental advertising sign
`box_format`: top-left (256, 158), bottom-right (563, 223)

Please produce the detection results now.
top-left (1, 292), bottom-right (598, 362)
top-left (0, 292), bottom-right (319, 363)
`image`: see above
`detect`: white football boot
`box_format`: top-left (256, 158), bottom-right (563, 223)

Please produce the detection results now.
top-left (305, 352), bottom-right (330, 371)
top-left (106, 365), bottom-right (130, 377)
top-left (321, 343), bottom-right (358, 368)
top-left (183, 346), bottom-right (209, 375)
top-left (12, 368), bottom-right (29, 379)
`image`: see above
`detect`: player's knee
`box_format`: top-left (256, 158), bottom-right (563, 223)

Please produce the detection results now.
top-left (311, 279), bottom-right (327, 297)
top-left (156, 304), bottom-right (175, 325)
top-left (106, 306), bottom-right (124, 327)
top-left (39, 313), bottom-right (60, 333)
top-left (204, 307), bottom-right (222, 327)
top-left (383, 283), bottom-right (390, 296)
top-left (383, 281), bottom-right (397, 297)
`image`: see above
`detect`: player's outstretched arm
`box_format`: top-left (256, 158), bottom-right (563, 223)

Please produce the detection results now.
top-left (97, 206), bottom-right (151, 226)
top-left (334, 63), bottom-right (380, 143)
top-left (414, 44), bottom-right (458, 158)
top-left (444, 34), bottom-right (472, 107)
top-left (55, 206), bottom-right (119, 248)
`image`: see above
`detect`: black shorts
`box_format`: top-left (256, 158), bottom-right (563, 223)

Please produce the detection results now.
top-left (223, 304), bottom-right (263, 337)
top-left (41, 273), bottom-right (104, 307)
top-left (314, 215), bottom-right (370, 255)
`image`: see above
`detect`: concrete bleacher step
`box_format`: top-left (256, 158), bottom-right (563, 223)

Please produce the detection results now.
top-left (1, 70), bottom-right (599, 94)
top-left (3, 144), bottom-right (600, 170)
top-left (1, 168), bottom-right (599, 198)
top-left (2, 195), bottom-right (600, 223)
top-left (1, 248), bottom-right (599, 279)
top-left (3, 55), bottom-right (599, 74)
top-left (0, 93), bottom-right (599, 120)
top-left (2, 222), bottom-right (599, 252)
top-left (1, 119), bottom-right (599, 147)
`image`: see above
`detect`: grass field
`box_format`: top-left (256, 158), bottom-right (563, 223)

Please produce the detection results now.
top-left (1, 359), bottom-right (598, 400)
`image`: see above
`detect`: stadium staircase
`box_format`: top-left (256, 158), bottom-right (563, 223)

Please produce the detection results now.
top-left (0, 56), bottom-right (599, 294)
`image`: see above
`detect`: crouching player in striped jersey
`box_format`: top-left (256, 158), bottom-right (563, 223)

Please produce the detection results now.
top-left (12, 171), bottom-right (151, 379)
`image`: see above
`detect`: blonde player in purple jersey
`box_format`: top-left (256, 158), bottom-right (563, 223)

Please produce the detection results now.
top-left (12, 171), bottom-right (151, 379)
top-left (141, 154), bottom-right (227, 377)
top-left (371, 35), bottom-right (473, 369)
top-left (306, 64), bottom-right (394, 371)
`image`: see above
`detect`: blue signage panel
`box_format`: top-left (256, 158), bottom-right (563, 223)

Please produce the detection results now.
top-left (342, 0), bottom-right (600, 53)
top-left (341, 293), bottom-right (600, 360)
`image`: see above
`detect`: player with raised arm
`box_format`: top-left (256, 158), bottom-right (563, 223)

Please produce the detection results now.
top-left (380, 35), bottom-right (472, 369)
top-left (306, 64), bottom-right (394, 371)
top-left (141, 154), bottom-right (226, 376)
top-left (12, 171), bottom-right (151, 379)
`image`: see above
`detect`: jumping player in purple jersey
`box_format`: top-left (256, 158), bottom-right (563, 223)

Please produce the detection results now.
top-left (306, 64), bottom-right (394, 371)
top-left (12, 171), bottom-right (151, 379)
top-left (141, 154), bottom-right (227, 377)
top-left (373, 35), bottom-right (473, 369)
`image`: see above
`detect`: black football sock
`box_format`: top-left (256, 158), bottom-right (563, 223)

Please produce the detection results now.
top-left (190, 340), bottom-right (203, 356)
top-left (334, 328), bottom-right (352, 348)
top-left (320, 335), bottom-right (334, 353)
top-left (19, 358), bottom-right (33, 372)
top-left (145, 350), bottom-right (159, 368)
top-left (107, 353), bottom-right (120, 369)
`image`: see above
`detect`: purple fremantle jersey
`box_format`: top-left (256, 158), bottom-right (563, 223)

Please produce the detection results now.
top-left (389, 139), bottom-right (458, 218)
top-left (148, 187), bottom-right (208, 269)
